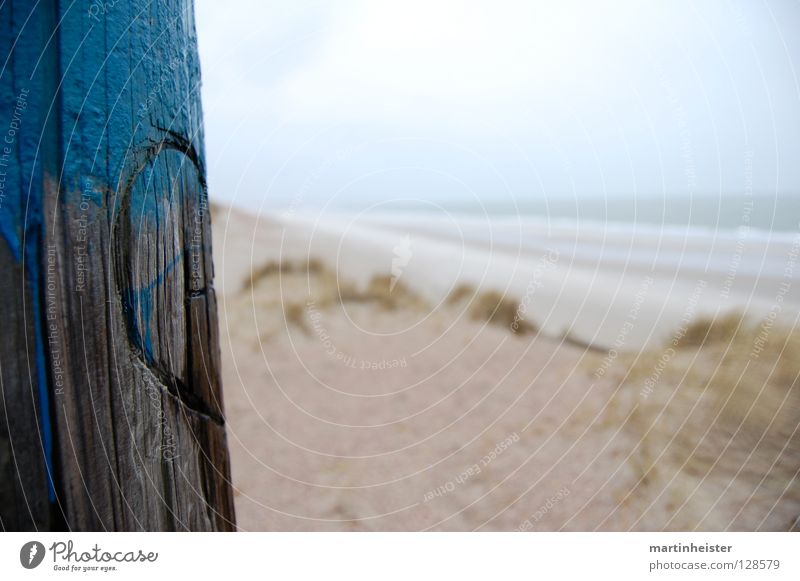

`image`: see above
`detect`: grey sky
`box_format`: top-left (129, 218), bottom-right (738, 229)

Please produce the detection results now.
top-left (195, 0), bottom-right (800, 213)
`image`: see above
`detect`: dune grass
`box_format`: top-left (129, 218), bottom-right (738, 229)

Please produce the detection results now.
top-left (615, 314), bottom-right (800, 530)
top-left (448, 285), bottom-right (538, 335)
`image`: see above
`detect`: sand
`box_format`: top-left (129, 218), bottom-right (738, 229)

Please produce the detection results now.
top-left (213, 204), bottom-right (800, 531)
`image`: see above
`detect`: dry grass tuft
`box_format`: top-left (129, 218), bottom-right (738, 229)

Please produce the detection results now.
top-left (447, 285), bottom-right (479, 306)
top-left (448, 285), bottom-right (537, 335)
top-left (673, 311), bottom-right (748, 349)
top-left (238, 259), bottom-right (432, 338)
top-left (283, 303), bottom-right (311, 335)
top-left (245, 259), bottom-right (324, 291)
top-left (616, 315), bottom-right (800, 530)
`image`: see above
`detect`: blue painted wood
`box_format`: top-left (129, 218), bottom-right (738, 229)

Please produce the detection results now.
top-left (0, 0), bottom-right (60, 531)
top-left (0, 0), bottom-right (234, 531)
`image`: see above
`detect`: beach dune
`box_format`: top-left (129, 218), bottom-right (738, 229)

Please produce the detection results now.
top-left (213, 204), bottom-right (800, 531)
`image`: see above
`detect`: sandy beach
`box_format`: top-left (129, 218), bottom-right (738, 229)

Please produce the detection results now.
top-left (213, 204), bottom-right (800, 531)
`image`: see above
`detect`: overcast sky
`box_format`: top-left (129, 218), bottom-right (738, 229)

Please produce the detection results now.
top-left (195, 0), bottom-right (800, 213)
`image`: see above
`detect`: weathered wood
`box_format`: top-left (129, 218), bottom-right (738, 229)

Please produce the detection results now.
top-left (0, 0), bottom-right (59, 532)
top-left (0, 0), bottom-right (235, 531)
top-left (0, 242), bottom-right (54, 531)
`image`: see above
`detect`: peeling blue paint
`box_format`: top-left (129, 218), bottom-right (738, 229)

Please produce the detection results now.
top-left (31, 235), bottom-right (55, 502)
top-left (0, 1), bottom-right (57, 503)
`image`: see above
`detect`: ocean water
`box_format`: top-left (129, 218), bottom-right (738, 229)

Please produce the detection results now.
top-left (511, 193), bottom-right (800, 233)
top-left (328, 193), bottom-right (800, 233)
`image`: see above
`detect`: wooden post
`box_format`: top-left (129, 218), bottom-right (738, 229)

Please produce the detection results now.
top-left (0, 1), bottom-right (235, 531)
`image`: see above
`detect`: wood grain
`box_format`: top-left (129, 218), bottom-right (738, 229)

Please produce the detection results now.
top-left (0, 0), bottom-right (235, 531)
